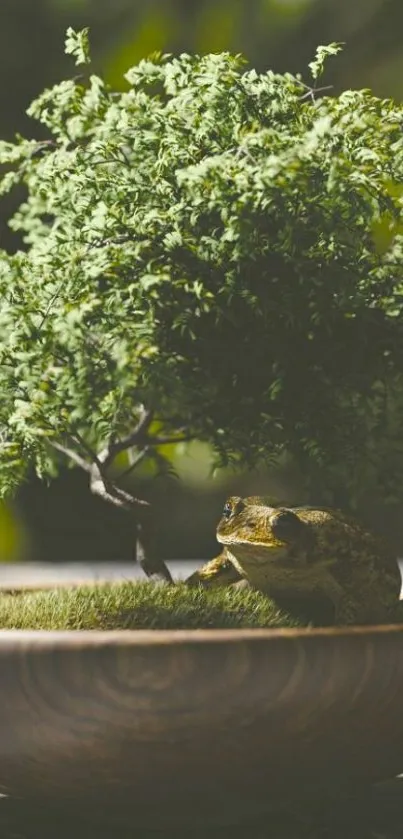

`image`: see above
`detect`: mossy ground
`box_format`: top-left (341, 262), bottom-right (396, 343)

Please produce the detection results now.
top-left (1, 580), bottom-right (402, 630)
top-left (0, 580), bottom-right (303, 630)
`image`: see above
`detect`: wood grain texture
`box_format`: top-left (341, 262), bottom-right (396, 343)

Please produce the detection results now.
top-left (0, 627), bottom-right (402, 826)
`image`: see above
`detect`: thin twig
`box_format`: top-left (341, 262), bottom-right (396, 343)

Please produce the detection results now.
top-left (117, 446), bottom-right (150, 480)
top-left (152, 433), bottom-right (193, 446)
top-left (298, 84), bottom-right (333, 102)
top-left (38, 278), bottom-right (67, 330)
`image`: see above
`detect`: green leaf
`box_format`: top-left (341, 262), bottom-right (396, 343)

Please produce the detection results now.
top-left (64, 27), bottom-right (91, 66)
top-left (308, 42), bottom-right (345, 81)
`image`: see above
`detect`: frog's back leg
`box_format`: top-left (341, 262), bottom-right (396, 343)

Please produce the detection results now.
top-left (185, 552), bottom-right (242, 588)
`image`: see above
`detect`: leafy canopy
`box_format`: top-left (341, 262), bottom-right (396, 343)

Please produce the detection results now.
top-left (0, 33), bottom-right (403, 501)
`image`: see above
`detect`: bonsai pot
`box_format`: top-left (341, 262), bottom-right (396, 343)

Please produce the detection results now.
top-left (0, 625), bottom-right (402, 827)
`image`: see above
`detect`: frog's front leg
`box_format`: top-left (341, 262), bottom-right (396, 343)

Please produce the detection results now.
top-left (313, 573), bottom-right (350, 625)
top-left (185, 551), bottom-right (243, 589)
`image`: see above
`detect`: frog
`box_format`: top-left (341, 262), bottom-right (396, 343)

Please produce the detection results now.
top-left (186, 496), bottom-right (402, 626)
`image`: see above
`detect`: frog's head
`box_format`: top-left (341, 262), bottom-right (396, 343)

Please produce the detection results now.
top-left (216, 496), bottom-right (313, 572)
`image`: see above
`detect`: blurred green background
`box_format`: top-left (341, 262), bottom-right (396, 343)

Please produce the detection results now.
top-left (1, 0), bottom-right (403, 564)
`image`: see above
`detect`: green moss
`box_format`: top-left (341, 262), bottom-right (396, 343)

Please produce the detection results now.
top-left (0, 581), bottom-right (302, 630)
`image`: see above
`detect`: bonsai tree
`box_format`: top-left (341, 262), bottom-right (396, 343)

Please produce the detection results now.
top-left (0, 30), bottom-right (403, 579)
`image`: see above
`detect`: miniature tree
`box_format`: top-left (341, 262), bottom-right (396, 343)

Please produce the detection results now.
top-left (0, 30), bottom-right (403, 578)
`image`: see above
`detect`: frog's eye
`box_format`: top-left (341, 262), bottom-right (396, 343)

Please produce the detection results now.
top-left (270, 509), bottom-right (304, 542)
top-left (221, 497), bottom-right (245, 520)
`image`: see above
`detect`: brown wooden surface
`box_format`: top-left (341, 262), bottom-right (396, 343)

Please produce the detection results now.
top-left (0, 627), bottom-right (401, 825)
top-left (1, 778), bottom-right (403, 838)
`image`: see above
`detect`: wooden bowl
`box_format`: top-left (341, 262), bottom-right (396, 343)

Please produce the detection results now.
top-left (0, 626), bottom-right (402, 827)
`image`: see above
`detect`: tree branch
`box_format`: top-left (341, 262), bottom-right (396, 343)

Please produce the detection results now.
top-left (89, 463), bottom-right (173, 583)
top-left (70, 430), bottom-right (103, 470)
top-left (102, 407), bottom-right (154, 467)
top-left (48, 440), bottom-right (92, 474)
top-left (47, 412), bottom-right (183, 585)
top-left (89, 467), bottom-right (150, 510)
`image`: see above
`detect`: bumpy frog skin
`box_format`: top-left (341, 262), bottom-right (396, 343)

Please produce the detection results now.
top-left (187, 496), bottom-right (402, 626)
